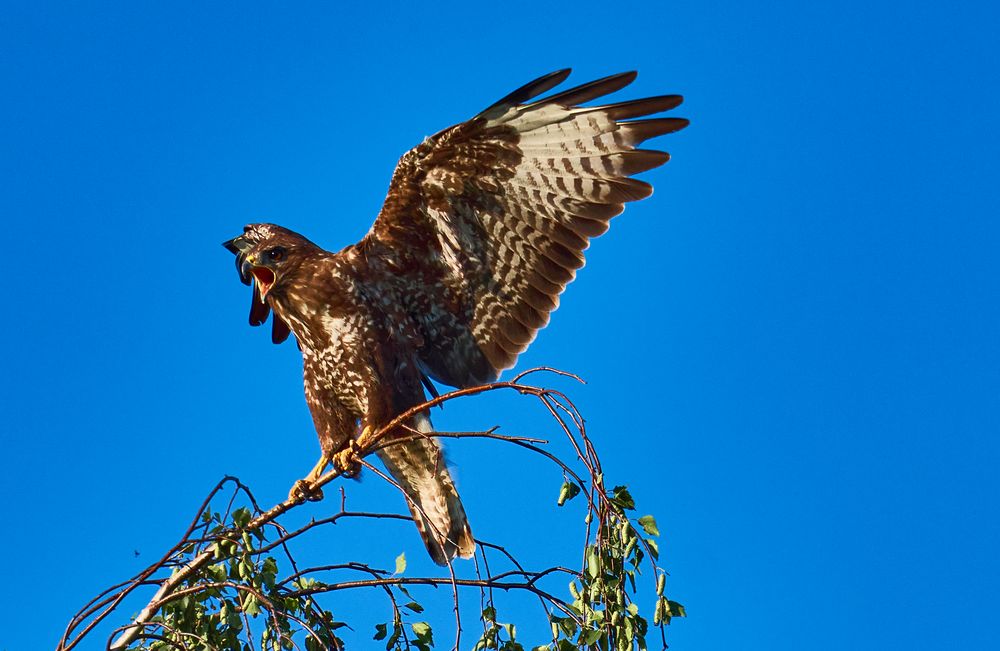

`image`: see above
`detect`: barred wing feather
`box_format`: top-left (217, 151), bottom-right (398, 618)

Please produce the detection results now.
top-left (365, 70), bottom-right (687, 387)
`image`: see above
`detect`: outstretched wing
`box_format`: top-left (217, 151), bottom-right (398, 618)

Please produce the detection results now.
top-left (363, 70), bottom-right (687, 388)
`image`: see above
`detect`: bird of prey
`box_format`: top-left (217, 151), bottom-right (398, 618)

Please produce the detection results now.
top-left (223, 69), bottom-right (687, 565)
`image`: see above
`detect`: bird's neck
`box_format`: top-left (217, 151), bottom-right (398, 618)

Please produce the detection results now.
top-left (269, 257), bottom-right (358, 354)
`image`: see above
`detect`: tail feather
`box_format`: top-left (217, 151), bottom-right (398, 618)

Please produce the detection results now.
top-left (375, 414), bottom-right (474, 565)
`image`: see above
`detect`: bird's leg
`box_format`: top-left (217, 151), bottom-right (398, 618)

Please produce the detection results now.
top-left (287, 426), bottom-right (371, 502)
top-left (356, 424), bottom-right (375, 447)
top-left (306, 455), bottom-right (331, 481)
top-left (288, 454), bottom-right (331, 503)
top-left (332, 428), bottom-right (368, 477)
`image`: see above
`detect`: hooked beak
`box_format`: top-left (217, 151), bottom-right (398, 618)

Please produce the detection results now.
top-left (222, 236), bottom-right (277, 300)
top-left (223, 236), bottom-right (253, 286)
top-left (222, 230), bottom-right (292, 345)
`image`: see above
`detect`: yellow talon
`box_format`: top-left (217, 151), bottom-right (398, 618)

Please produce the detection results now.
top-left (288, 454), bottom-right (331, 502)
top-left (332, 438), bottom-right (362, 476)
top-left (287, 430), bottom-right (370, 502)
top-left (288, 478), bottom-right (324, 503)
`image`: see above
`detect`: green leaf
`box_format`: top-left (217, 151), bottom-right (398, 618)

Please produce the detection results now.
top-left (404, 601), bottom-right (424, 613)
top-left (374, 623), bottom-right (388, 641)
top-left (637, 515), bottom-right (660, 537)
top-left (611, 486), bottom-right (635, 510)
top-left (412, 621), bottom-right (434, 647)
top-left (206, 563), bottom-right (226, 582)
top-left (557, 480), bottom-right (581, 506)
top-left (232, 507), bottom-right (252, 528)
top-left (646, 538), bottom-right (660, 560)
top-left (394, 552), bottom-right (406, 575)
top-left (556, 616), bottom-right (578, 637)
top-left (667, 600), bottom-right (687, 618)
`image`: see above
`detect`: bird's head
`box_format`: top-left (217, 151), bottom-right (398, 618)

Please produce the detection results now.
top-left (223, 223), bottom-right (319, 342)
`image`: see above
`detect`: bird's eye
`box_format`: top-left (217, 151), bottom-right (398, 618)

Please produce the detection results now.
top-left (267, 247), bottom-right (285, 262)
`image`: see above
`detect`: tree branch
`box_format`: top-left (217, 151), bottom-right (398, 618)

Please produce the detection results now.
top-left (58, 368), bottom-right (682, 651)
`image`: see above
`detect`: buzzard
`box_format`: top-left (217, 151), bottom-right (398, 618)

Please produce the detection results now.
top-left (223, 69), bottom-right (687, 565)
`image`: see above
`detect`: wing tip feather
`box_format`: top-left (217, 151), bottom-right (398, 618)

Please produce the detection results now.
top-left (530, 70), bottom-right (639, 109)
top-left (620, 117), bottom-right (690, 146)
top-left (477, 69), bottom-right (573, 119)
top-left (593, 94), bottom-right (684, 120)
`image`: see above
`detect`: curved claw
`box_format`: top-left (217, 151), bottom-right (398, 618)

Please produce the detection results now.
top-left (333, 439), bottom-right (362, 478)
top-left (288, 478), bottom-right (324, 503)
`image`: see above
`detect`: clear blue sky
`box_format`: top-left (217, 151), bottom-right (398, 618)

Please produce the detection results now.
top-left (2, 1), bottom-right (997, 649)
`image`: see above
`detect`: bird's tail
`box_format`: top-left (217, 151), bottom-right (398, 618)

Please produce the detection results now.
top-left (374, 413), bottom-right (475, 566)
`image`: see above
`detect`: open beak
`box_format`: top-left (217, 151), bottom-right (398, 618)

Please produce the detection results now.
top-left (223, 236), bottom-right (276, 299)
top-left (223, 233), bottom-right (293, 345)
top-left (248, 263), bottom-right (276, 301)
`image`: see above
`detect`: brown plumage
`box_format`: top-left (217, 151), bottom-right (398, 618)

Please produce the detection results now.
top-left (223, 70), bottom-right (687, 565)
